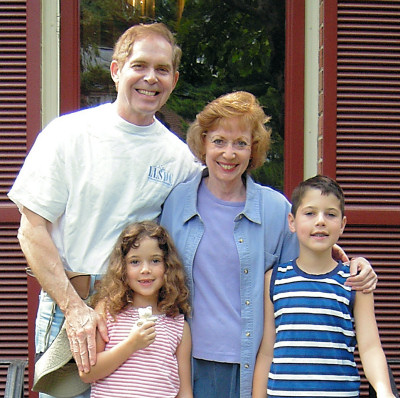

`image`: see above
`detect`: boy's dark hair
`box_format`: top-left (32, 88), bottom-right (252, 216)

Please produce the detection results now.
top-left (291, 175), bottom-right (345, 217)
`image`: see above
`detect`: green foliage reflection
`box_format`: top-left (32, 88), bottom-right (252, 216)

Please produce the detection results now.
top-left (80, 0), bottom-right (285, 191)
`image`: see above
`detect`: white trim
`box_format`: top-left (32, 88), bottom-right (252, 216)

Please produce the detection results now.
top-left (41, 0), bottom-right (60, 127)
top-left (303, 0), bottom-right (319, 179)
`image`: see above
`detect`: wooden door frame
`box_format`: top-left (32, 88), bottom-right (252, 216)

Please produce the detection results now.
top-left (284, 0), bottom-right (305, 197)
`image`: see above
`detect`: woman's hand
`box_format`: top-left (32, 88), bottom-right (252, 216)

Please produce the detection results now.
top-left (345, 257), bottom-right (378, 293)
top-left (332, 245), bottom-right (377, 293)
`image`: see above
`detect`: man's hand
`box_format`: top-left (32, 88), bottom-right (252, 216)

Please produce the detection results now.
top-left (65, 303), bottom-right (108, 373)
top-left (345, 257), bottom-right (378, 293)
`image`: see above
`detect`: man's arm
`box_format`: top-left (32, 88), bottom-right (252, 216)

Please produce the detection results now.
top-left (18, 207), bottom-right (108, 373)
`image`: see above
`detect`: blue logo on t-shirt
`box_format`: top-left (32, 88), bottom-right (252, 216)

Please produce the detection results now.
top-left (148, 165), bottom-right (172, 186)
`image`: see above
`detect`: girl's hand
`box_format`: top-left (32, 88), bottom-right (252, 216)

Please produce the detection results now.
top-left (129, 320), bottom-right (156, 351)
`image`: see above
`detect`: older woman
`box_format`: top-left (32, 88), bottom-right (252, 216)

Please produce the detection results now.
top-left (160, 91), bottom-right (376, 398)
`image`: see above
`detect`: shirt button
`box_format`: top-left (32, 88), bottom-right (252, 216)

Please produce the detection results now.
top-left (244, 269), bottom-right (248, 274)
top-left (244, 363), bottom-right (249, 368)
top-left (246, 332), bottom-right (250, 337)
top-left (245, 300), bottom-right (250, 305)
top-left (238, 238), bottom-right (243, 243)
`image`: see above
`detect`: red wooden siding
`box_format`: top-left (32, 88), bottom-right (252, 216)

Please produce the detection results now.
top-left (1, 0), bottom-right (42, 395)
top-left (0, 224), bottom-right (28, 396)
top-left (0, 0), bottom-right (27, 208)
top-left (284, 0), bottom-right (305, 195)
top-left (322, 1), bottom-right (400, 395)
top-left (336, 0), bottom-right (400, 223)
top-left (0, 1), bottom-right (30, 395)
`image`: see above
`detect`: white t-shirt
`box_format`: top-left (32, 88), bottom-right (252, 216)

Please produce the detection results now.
top-left (8, 103), bottom-right (202, 275)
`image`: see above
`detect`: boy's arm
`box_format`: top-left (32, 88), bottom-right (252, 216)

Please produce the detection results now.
top-left (354, 291), bottom-right (395, 397)
top-left (176, 320), bottom-right (193, 398)
top-left (79, 309), bottom-right (156, 384)
top-left (252, 270), bottom-right (275, 398)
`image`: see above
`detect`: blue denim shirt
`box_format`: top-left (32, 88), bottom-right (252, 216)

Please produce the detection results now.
top-left (160, 170), bottom-right (299, 397)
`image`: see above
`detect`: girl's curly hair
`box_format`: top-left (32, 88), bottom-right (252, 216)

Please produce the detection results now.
top-left (90, 221), bottom-right (190, 319)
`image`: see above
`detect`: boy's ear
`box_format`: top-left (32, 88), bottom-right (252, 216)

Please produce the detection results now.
top-left (340, 215), bottom-right (347, 235)
top-left (288, 213), bottom-right (296, 233)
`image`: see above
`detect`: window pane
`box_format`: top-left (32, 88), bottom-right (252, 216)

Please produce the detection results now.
top-left (79, 0), bottom-right (285, 190)
top-left (80, 1), bottom-right (141, 108)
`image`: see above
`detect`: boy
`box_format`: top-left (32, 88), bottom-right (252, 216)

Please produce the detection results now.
top-left (253, 175), bottom-right (394, 398)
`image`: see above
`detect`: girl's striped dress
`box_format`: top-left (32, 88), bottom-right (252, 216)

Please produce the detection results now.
top-left (268, 259), bottom-right (360, 397)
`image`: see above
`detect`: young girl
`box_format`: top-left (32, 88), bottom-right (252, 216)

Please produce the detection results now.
top-left (79, 221), bottom-right (193, 398)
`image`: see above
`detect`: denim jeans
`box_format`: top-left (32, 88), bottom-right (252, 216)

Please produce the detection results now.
top-left (35, 275), bottom-right (102, 398)
top-left (193, 358), bottom-right (240, 398)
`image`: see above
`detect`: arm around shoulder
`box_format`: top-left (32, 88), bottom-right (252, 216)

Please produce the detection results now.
top-left (345, 257), bottom-right (377, 293)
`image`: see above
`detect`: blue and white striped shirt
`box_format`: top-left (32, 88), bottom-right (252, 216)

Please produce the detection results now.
top-left (268, 259), bottom-right (360, 397)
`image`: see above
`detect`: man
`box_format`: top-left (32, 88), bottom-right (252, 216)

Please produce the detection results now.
top-left (8, 22), bottom-right (201, 393)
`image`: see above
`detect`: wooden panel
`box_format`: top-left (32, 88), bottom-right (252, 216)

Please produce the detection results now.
top-left (323, 1), bottom-right (400, 395)
top-left (0, 0), bottom-right (29, 396)
top-left (0, 223), bottom-right (28, 397)
top-left (340, 225), bottom-right (400, 395)
top-left (0, 0), bottom-right (27, 206)
top-left (336, 1), bottom-right (400, 224)
top-left (284, 0), bottom-right (305, 196)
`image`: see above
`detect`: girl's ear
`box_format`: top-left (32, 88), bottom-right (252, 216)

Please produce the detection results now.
top-left (288, 213), bottom-right (296, 233)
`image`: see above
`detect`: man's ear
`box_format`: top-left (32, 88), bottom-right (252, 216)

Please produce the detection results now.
top-left (172, 71), bottom-right (179, 90)
top-left (110, 60), bottom-right (120, 90)
top-left (288, 212), bottom-right (296, 233)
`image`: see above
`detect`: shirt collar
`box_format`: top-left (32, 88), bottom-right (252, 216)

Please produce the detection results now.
top-left (182, 169), bottom-right (262, 225)
top-left (181, 170), bottom-right (205, 223)
top-left (241, 174), bottom-right (262, 225)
